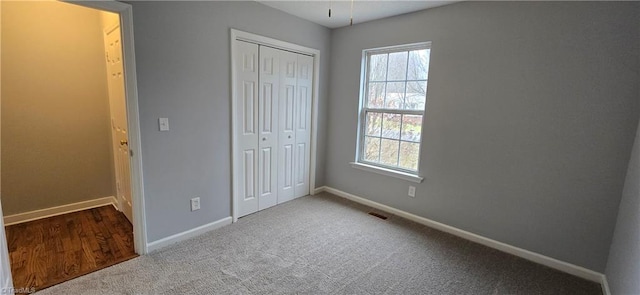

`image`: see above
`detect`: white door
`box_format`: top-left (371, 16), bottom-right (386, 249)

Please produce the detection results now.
top-left (294, 54), bottom-right (313, 198)
top-left (234, 41), bottom-right (314, 217)
top-left (104, 24), bottom-right (133, 223)
top-left (277, 50), bottom-right (298, 203)
top-left (235, 40), bottom-right (260, 217)
top-left (257, 46), bottom-right (280, 211)
top-left (0, 202), bottom-right (13, 293)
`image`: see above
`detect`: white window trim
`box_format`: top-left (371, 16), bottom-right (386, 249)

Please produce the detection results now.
top-left (354, 42), bottom-right (431, 181)
top-left (350, 162), bottom-right (424, 183)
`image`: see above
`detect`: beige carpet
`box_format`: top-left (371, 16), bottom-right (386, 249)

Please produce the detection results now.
top-left (37, 192), bottom-right (601, 294)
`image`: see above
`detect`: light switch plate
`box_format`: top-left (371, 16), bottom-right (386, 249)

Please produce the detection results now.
top-left (159, 118), bottom-right (169, 131)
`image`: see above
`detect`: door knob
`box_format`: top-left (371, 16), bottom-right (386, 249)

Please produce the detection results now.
top-left (262, 137), bottom-right (266, 141)
top-left (120, 139), bottom-right (128, 146)
top-left (288, 135), bottom-right (291, 139)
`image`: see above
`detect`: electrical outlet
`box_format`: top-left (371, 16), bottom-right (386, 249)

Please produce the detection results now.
top-left (191, 197), bottom-right (200, 211)
top-left (408, 186), bottom-right (416, 197)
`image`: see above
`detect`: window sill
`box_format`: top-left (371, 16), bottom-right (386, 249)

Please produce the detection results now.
top-left (350, 162), bottom-right (424, 183)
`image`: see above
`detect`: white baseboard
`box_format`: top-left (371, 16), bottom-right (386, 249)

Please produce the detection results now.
top-left (3, 196), bottom-right (118, 226)
top-left (312, 186), bottom-right (325, 195)
top-left (146, 216), bottom-right (232, 253)
top-left (601, 275), bottom-right (611, 295)
top-left (318, 186), bottom-right (605, 283)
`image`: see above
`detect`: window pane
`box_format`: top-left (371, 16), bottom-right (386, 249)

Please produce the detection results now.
top-left (405, 81), bottom-right (427, 110)
top-left (367, 82), bottom-right (385, 108)
top-left (401, 115), bottom-right (422, 142)
top-left (369, 54), bottom-right (387, 82)
top-left (365, 112), bottom-right (382, 137)
top-left (399, 141), bottom-right (420, 171)
top-left (387, 51), bottom-right (408, 81)
top-left (380, 138), bottom-right (399, 166)
top-left (407, 49), bottom-right (429, 80)
top-left (363, 136), bottom-right (380, 162)
top-left (382, 113), bottom-right (401, 139)
top-left (359, 45), bottom-right (430, 173)
top-left (385, 82), bottom-right (405, 109)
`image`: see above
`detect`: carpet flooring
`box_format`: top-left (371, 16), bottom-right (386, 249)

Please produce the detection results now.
top-left (37, 192), bottom-right (601, 294)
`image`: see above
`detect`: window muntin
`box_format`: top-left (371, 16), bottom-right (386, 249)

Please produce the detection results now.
top-left (358, 43), bottom-right (430, 173)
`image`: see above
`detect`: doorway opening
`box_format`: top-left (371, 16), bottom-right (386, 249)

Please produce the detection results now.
top-left (0, 1), bottom-right (146, 291)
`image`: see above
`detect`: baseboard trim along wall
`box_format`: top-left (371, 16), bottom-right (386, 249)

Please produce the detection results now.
top-left (601, 275), bottom-right (611, 295)
top-left (312, 187), bottom-right (325, 195)
top-left (316, 186), bottom-right (607, 285)
top-left (3, 196), bottom-right (118, 226)
top-left (146, 217), bottom-right (233, 253)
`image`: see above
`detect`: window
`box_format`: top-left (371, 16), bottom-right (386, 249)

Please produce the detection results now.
top-left (354, 43), bottom-right (431, 180)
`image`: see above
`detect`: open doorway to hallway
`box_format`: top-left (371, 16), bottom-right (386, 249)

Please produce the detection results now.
top-left (1, 1), bottom-right (137, 291)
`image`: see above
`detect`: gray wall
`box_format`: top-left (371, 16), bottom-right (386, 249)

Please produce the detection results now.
top-left (605, 42), bottom-right (640, 293)
top-left (128, 1), bottom-right (330, 242)
top-left (325, 1), bottom-right (640, 272)
top-left (1, 1), bottom-right (115, 215)
top-left (606, 120), bottom-right (640, 295)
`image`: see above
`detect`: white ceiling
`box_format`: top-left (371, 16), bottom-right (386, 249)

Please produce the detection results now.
top-left (257, 1), bottom-right (459, 29)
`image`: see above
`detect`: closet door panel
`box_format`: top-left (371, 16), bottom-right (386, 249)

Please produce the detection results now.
top-left (294, 54), bottom-right (313, 198)
top-left (235, 41), bottom-right (260, 217)
top-left (277, 50), bottom-right (298, 204)
top-left (258, 46), bottom-right (280, 210)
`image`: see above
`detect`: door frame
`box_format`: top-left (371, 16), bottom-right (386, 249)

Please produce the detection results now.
top-left (230, 29), bottom-right (321, 222)
top-left (0, 203), bottom-right (12, 294)
top-left (0, 0), bottom-right (149, 288)
top-left (62, 0), bottom-right (149, 255)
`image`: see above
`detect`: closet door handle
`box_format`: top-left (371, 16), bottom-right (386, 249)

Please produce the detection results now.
top-left (262, 137), bottom-right (266, 141)
top-left (288, 135), bottom-right (291, 139)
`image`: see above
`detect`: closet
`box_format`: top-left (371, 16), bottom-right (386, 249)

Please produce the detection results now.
top-left (234, 40), bottom-right (313, 218)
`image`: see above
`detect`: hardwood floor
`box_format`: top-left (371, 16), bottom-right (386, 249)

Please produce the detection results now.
top-left (5, 205), bottom-right (138, 292)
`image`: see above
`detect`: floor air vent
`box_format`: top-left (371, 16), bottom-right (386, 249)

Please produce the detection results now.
top-left (368, 212), bottom-right (388, 220)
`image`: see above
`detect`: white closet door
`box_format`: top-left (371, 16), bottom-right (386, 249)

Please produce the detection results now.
top-left (294, 54), bottom-right (313, 198)
top-left (258, 46), bottom-right (280, 210)
top-left (235, 40), bottom-right (260, 217)
top-left (277, 50), bottom-right (298, 203)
